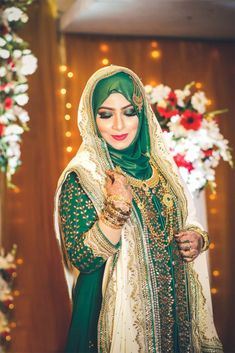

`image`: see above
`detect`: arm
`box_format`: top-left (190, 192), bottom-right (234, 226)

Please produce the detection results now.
top-left (175, 175), bottom-right (209, 261)
top-left (59, 172), bottom-right (121, 273)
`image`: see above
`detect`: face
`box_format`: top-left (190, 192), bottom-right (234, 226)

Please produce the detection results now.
top-left (96, 93), bottom-right (139, 150)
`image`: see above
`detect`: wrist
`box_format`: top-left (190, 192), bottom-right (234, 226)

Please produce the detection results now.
top-left (184, 224), bottom-right (209, 252)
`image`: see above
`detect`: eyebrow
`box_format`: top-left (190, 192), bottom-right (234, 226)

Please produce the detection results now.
top-left (98, 103), bottom-right (133, 111)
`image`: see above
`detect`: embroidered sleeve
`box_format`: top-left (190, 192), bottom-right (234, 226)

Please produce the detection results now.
top-left (59, 172), bottom-right (120, 273)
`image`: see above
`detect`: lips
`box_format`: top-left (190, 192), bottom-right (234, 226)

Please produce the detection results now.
top-left (111, 134), bottom-right (128, 141)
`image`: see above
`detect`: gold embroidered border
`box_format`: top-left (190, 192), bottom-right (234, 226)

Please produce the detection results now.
top-left (83, 222), bottom-right (119, 260)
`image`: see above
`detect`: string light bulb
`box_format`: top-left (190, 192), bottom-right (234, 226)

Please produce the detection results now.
top-left (151, 41), bottom-right (158, 48)
top-left (211, 288), bottom-right (218, 294)
top-left (212, 270), bottom-right (220, 277)
top-left (59, 65), bottom-right (67, 72)
top-left (65, 131), bottom-right (72, 137)
top-left (67, 72), bottom-right (74, 78)
top-left (207, 99), bottom-right (212, 106)
top-left (100, 43), bottom-right (109, 52)
top-left (16, 258), bottom-right (23, 265)
top-left (66, 146), bottom-right (73, 153)
top-left (150, 50), bottom-right (161, 59)
top-left (60, 88), bottom-right (67, 95)
top-left (210, 208), bottom-right (218, 215)
top-left (209, 193), bottom-right (217, 200)
top-left (65, 114), bottom-right (71, 121)
top-left (6, 335), bottom-right (11, 342)
top-left (209, 242), bottom-right (215, 250)
top-left (195, 82), bottom-right (202, 89)
top-left (102, 58), bottom-right (109, 66)
top-left (66, 103), bottom-right (72, 109)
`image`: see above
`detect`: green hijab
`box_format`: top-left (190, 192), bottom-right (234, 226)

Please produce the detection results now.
top-left (92, 72), bottom-right (152, 180)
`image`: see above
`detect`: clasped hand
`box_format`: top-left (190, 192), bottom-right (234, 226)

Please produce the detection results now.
top-left (105, 170), bottom-right (132, 211)
top-left (174, 230), bottom-right (203, 262)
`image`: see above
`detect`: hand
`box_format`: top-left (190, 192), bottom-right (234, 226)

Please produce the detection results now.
top-left (174, 230), bottom-right (203, 262)
top-left (105, 170), bottom-right (132, 210)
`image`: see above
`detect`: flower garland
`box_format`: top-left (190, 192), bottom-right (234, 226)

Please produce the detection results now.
top-left (0, 245), bottom-right (17, 351)
top-left (0, 0), bottom-right (37, 187)
top-left (145, 82), bottom-right (233, 194)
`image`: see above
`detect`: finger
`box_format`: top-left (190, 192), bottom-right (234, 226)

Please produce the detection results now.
top-left (178, 243), bottom-right (191, 251)
top-left (105, 170), bottom-right (115, 182)
top-left (180, 249), bottom-right (197, 257)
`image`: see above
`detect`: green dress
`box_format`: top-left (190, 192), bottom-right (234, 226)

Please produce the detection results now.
top-left (59, 171), bottom-right (192, 353)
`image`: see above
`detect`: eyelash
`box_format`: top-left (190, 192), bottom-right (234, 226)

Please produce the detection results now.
top-left (98, 108), bottom-right (137, 119)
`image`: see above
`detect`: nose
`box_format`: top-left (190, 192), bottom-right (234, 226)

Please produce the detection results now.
top-left (112, 112), bottom-right (124, 131)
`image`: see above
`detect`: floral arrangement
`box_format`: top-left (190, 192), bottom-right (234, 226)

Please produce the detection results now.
top-left (0, 0), bottom-right (37, 186)
top-left (145, 82), bottom-right (233, 194)
top-left (0, 245), bottom-right (17, 351)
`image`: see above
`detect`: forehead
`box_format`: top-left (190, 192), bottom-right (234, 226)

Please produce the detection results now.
top-left (99, 93), bottom-right (131, 108)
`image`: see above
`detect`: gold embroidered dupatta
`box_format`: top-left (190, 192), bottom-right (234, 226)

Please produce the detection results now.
top-left (54, 65), bottom-right (223, 353)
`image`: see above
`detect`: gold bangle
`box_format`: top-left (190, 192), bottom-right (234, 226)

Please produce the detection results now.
top-left (107, 195), bottom-right (132, 207)
top-left (185, 225), bottom-right (209, 252)
top-left (100, 214), bottom-right (123, 229)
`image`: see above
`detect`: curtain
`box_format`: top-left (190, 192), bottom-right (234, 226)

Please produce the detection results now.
top-left (4, 2), bottom-right (235, 351)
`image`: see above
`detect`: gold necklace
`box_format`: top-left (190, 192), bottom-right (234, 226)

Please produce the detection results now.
top-left (115, 163), bottom-right (159, 196)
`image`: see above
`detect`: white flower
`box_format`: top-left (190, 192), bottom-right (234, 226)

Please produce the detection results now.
top-left (0, 38), bottom-right (6, 47)
top-left (23, 49), bottom-right (31, 55)
top-left (14, 83), bottom-right (29, 94)
top-left (144, 85), bottom-right (153, 94)
top-left (20, 54), bottom-right (38, 75)
top-left (0, 67), bottom-right (7, 77)
top-left (0, 112), bottom-right (16, 124)
top-left (13, 49), bottom-right (22, 59)
top-left (5, 34), bottom-right (13, 42)
top-left (188, 170), bottom-right (206, 193)
top-left (21, 13), bottom-right (28, 23)
top-left (185, 145), bottom-right (201, 162)
top-left (174, 89), bottom-right (186, 107)
top-left (14, 94), bottom-right (29, 106)
top-left (4, 7), bottom-right (23, 22)
top-left (191, 91), bottom-right (208, 114)
top-left (18, 110), bottom-right (29, 123)
top-left (151, 84), bottom-right (171, 103)
top-left (4, 124), bottom-right (24, 136)
top-left (0, 49), bottom-right (10, 59)
top-left (179, 166), bottom-right (190, 184)
top-left (8, 156), bottom-right (20, 169)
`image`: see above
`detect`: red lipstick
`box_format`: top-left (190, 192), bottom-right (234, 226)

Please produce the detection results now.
top-left (111, 134), bottom-right (128, 141)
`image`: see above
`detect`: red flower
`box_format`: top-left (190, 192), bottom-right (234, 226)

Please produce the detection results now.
top-left (203, 148), bottom-right (213, 157)
top-left (7, 58), bottom-right (15, 70)
top-left (167, 91), bottom-right (177, 106)
top-left (157, 106), bottom-right (179, 119)
top-left (4, 97), bottom-right (13, 110)
top-left (180, 110), bottom-right (202, 130)
top-left (0, 123), bottom-right (4, 136)
top-left (174, 154), bottom-right (194, 172)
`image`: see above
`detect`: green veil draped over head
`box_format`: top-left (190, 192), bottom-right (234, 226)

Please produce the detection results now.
top-left (92, 72), bottom-right (152, 180)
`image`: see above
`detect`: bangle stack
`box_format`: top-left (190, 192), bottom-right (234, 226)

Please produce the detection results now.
top-left (100, 196), bottom-right (132, 229)
top-left (185, 225), bottom-right (210, 252)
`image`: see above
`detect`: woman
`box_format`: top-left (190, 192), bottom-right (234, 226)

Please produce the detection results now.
top-left (54, 66), bottom-right (223, 353)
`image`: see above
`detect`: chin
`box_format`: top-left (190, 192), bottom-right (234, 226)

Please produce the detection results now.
top-left (108, 140), bottom-right (132, 150)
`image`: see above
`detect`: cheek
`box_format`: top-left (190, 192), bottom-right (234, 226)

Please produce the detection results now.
top-left (128, 117), bottom-right (139, 133)
top-left (96, 118), bottom-right (111, 135)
